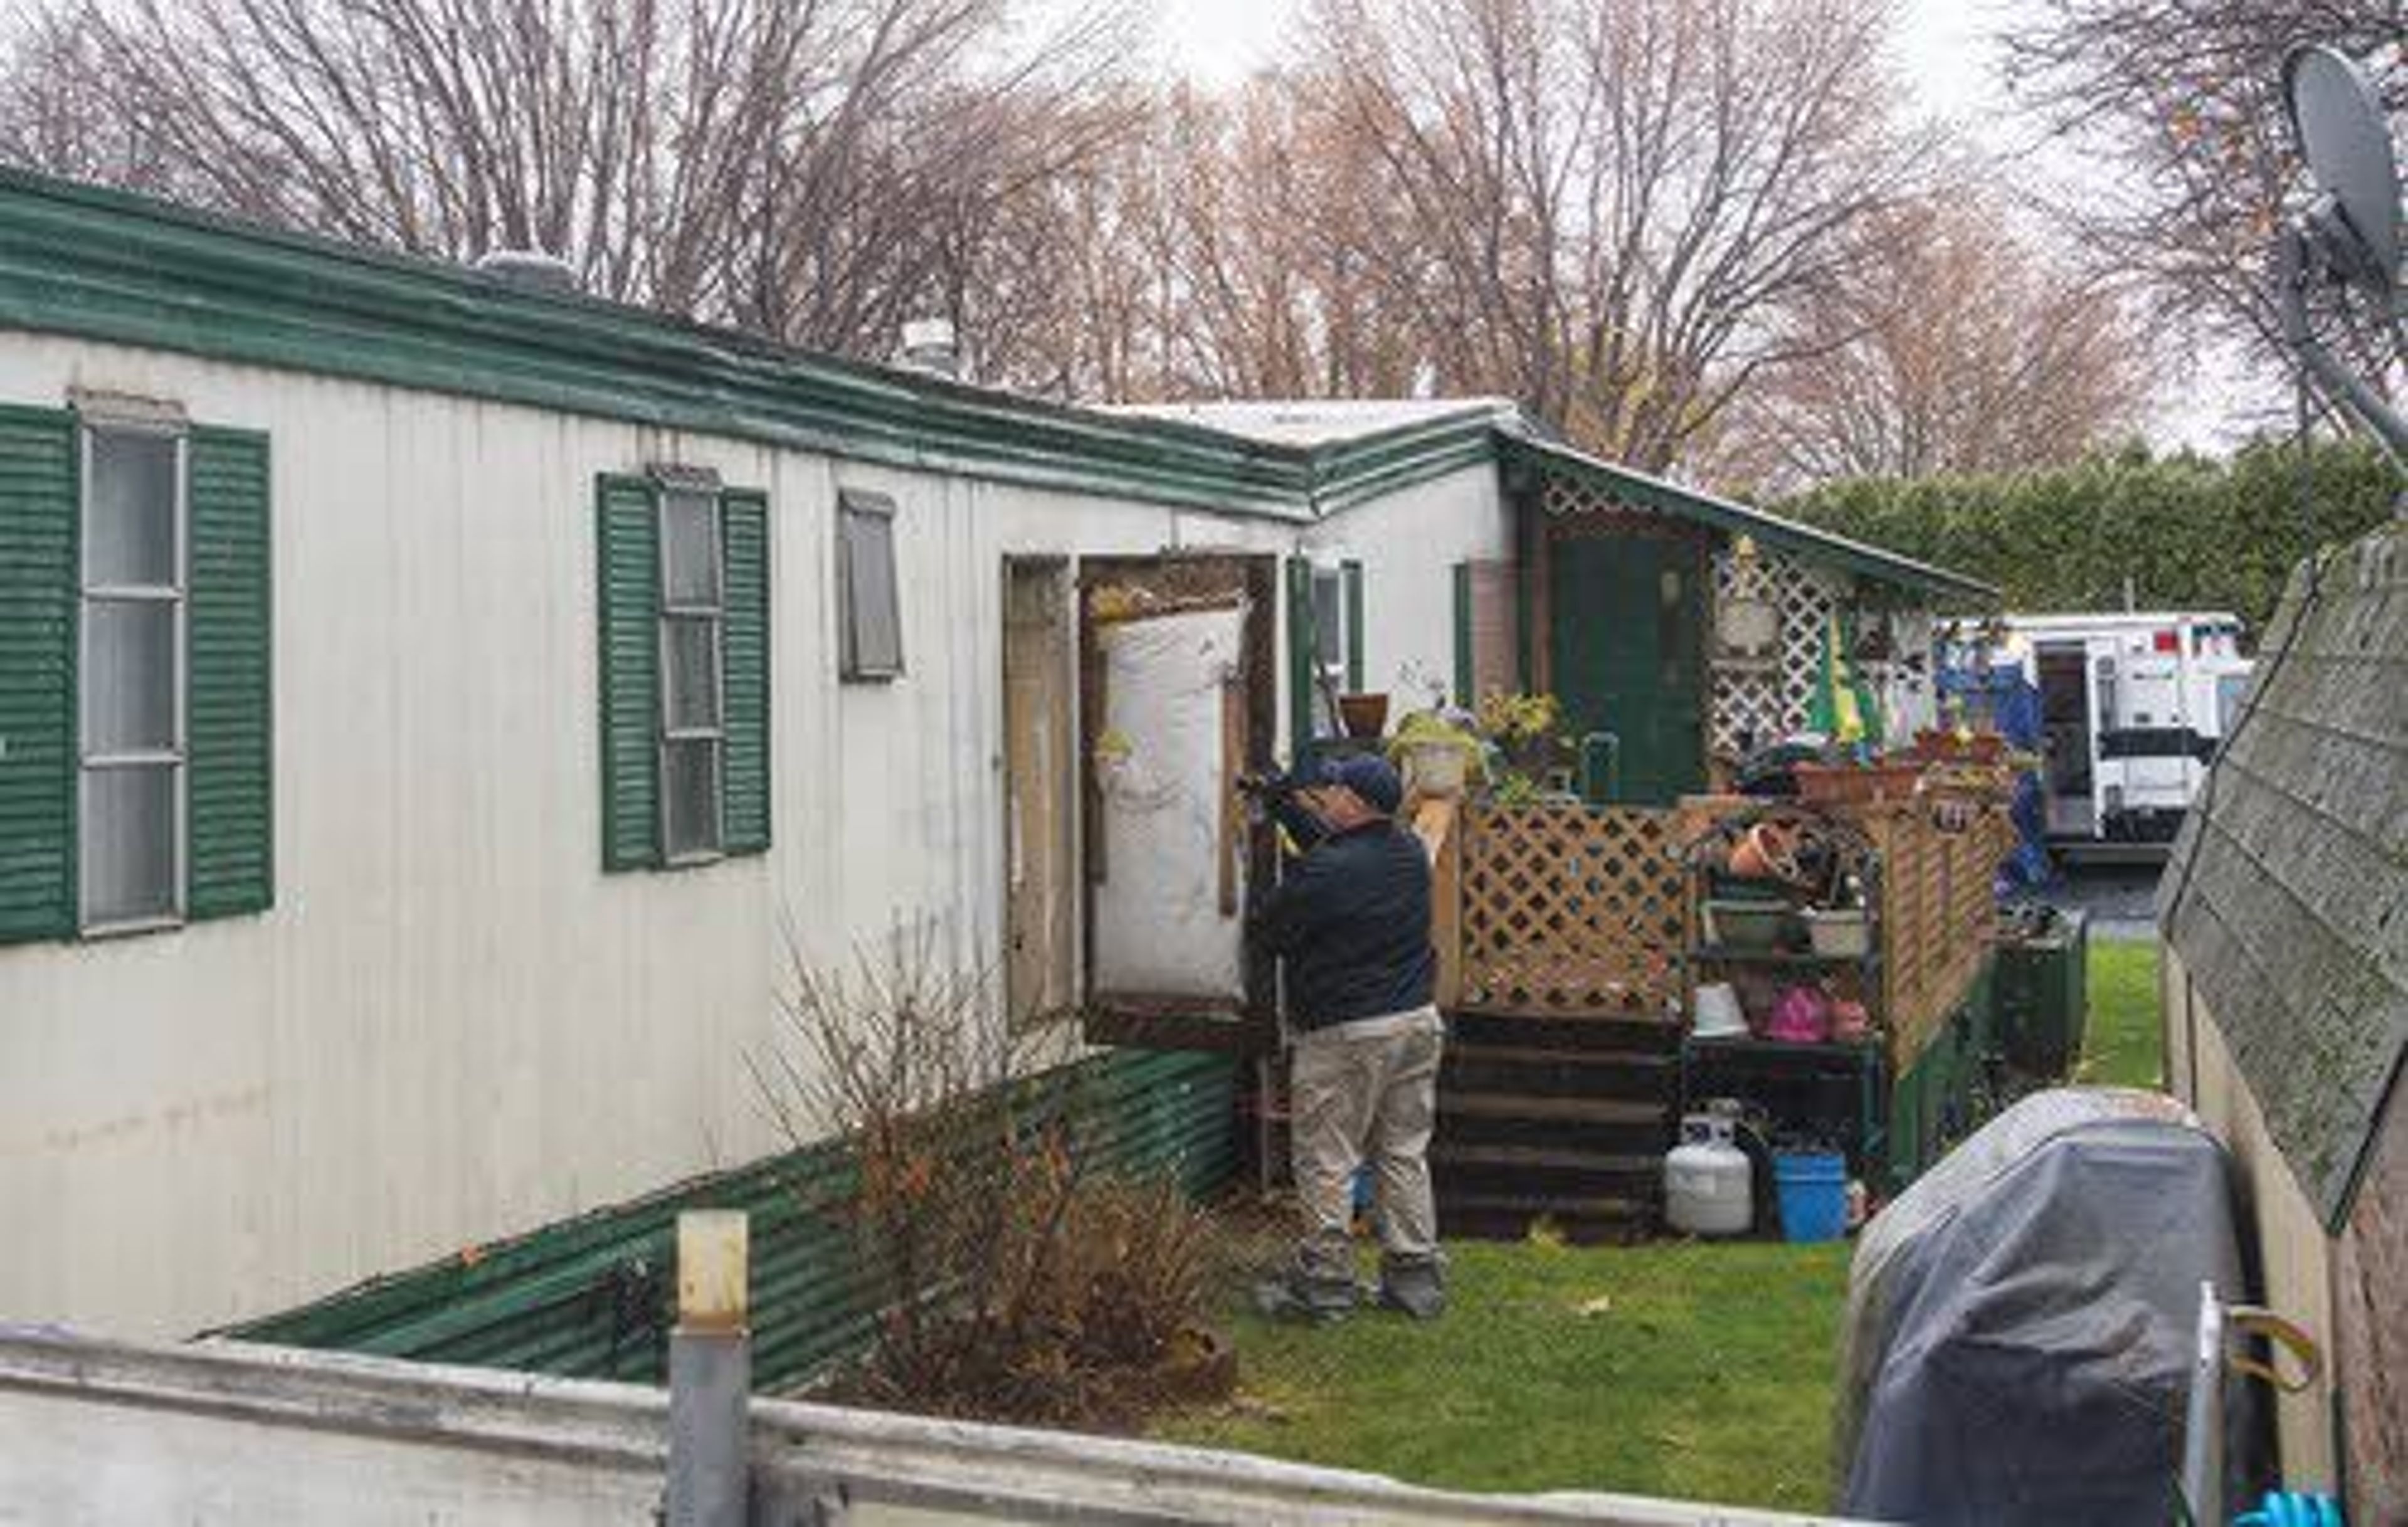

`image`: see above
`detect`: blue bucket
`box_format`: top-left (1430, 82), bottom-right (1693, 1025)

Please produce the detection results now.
top-left (1774, 1151), bottom-right (1849, 1243)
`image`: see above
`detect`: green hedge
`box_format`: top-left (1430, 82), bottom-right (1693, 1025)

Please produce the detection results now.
top-left (1777, 438), bottom-right (2397, 631)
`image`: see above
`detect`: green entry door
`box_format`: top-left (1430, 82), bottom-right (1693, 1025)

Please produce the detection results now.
top-left (1547, 536), bottom-right (1706, 803)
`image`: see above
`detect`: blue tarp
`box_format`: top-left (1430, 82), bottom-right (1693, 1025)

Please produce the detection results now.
top-left (1937, 662), bottom-right (2052, 891)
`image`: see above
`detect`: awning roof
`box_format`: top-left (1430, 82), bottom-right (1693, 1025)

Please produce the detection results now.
top-left (1499, 433), bottom-right (1997, 603)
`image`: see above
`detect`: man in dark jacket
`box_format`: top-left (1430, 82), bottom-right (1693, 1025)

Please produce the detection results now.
top-left (1250, 753), bottom-right (1445, 1321)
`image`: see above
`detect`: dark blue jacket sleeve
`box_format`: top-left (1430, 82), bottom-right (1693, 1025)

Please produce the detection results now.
top-left (1267, 791), bottom-right (1328, 853)
top-left (1250, 847), bottom-right (1329, 957)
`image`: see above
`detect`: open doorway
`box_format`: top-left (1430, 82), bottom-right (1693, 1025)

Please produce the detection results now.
top-left (1077, 553), bottom-right (1279, 1052)
top-left (1003, 557), bottom-right (1077, 1027)
top-left (2035, 643), bottom-right (2096, 838)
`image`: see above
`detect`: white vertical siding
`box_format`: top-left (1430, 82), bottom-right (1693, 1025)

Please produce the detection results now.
top-left (1307, 465), bottom-right (1514, 717)
top-left (0, 333), bottom-right (1511, 1338)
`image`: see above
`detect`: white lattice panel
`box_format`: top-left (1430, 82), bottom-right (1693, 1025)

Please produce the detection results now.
top-left (1867, 608), bottom-right (1937, 745)
top-left (1709, 546), bottom-right (1846, 756)
top-left (1541, 471), bottom-right (1937, 758)
top-left (1542, 474), bottom-right (1667, 521)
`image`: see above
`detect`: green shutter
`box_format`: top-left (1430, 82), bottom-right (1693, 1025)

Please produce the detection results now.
top-left (720, 490), bottom-right (769, 854)
top-left (596, 474), bottom-right (660, 871)
top-left (1452, 561), bottom-right (1472, 707)
top-left (0, 406), bottom-right (76, 943)
top-left (1342, 558), bottom-right (1365, 693)
top-left (1286, 556), bottom-right (1314, 754)
top-left (186, 426), bottom-right (274, 919)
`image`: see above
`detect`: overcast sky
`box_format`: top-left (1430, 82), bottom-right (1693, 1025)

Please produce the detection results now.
top-left (1089, 0), bottom-right (2254, 450)
top-left (1137, 0), bottom-right (2009, 115)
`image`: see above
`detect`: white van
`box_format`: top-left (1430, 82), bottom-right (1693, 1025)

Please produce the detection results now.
top-left (1987, 613), bottom-right (2254, 859)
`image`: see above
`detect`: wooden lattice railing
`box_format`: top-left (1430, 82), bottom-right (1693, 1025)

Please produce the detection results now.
top-left (1444, 793), bottom-right (2016, 1061)
top-left (1454, 803), bottom-right (1685, 1017)
top-left (1846, 799), bottom-right (2019, 1068)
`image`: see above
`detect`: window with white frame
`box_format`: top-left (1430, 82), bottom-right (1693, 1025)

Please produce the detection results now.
top-left (1309, 564), bottom-right (1346, 683)
top-left (80, 423), bottom-right (186, 931)
top-left (838, 489), bottom-right (902, 681)
top-left (658, 483), bottom-right (724, 860)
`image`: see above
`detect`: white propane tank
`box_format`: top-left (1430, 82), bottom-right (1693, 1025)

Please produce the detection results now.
top-left (1665, 1113), bottom-right (1753, 1237)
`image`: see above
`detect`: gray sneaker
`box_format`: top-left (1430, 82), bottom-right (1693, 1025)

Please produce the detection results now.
top-left (1375, 1258), bottom-right (1447, 1319)
top-left (1254, 1271), bottom-right (1354, 1324)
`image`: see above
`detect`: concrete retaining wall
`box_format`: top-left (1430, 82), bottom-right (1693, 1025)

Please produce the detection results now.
top-left (0, 1328), bottom-right (1864, 1526)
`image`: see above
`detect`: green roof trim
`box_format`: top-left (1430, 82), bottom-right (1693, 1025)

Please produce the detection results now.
top-left (0, 167), bottom-right (1993, 605)
top-left (0, 167), bottom-right (1498, 520)
top-left (1498, 433), bottom-right (1996, 601)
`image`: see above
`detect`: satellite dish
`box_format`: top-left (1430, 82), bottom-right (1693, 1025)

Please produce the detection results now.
top-left (2283, 43), bottom-right (2402, 299)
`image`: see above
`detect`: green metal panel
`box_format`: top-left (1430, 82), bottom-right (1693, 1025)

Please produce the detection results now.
top-left (719, 490), bottom-right (769, 855)
top-left (1545, 537), bottom-right (1704, 805)
top-left (1885, 959), bottom-right (2008, 1188)
top-left (1285, 556), bottom-right (1314, 754)
top-left (0, 404), bottom-right (75, 943)
top-left (186, 426), bottom-right (273, 919)
top-left (224, 1048), bottom-right (1240, 1393)
top-left (1451, 563), bottom-right (1472, 707)
top-left (1341, 559), bottom-right (1364, 694)
top-left (595, 475), bottom-right (660, 872)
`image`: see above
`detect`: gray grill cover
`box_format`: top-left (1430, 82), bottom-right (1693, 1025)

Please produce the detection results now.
top-left (1834, 1089), bottom-right (2266, 1524)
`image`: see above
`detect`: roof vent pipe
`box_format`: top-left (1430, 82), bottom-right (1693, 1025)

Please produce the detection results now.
top-left (473, 249), bottom-right (579, 295)
top-left (897, 316), bottom-right (962, 379)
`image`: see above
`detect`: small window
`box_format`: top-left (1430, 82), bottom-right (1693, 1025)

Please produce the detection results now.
top-left (1306, 563), bottom-right (1354, 737)
top-left (80, 425), bottom-right (186, 931)
top-left (1310, 566), bottom-right (1345, 675)
top-left (658, 485), bottom-right (724, 861)
top-left (838, 489), bottom-right (903, 681)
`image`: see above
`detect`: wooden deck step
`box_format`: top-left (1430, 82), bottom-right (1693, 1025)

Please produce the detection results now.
top-left (1448, 1012), bottom-right (1682, 1055)
top-left (1435, 1190), bottom-right (1653, 1246)
top-left (1437, 1090), bottom-right (1669, 1155)
top-left (1442, 1045), bottom-right (1676, 1102)
top-left (1438, 1092), bottom-right (1665, 1126)
top-left (1429, 1012), bottom-right (1683, 1242)
top-left (1432, 1141), bottom-right (1661, 1203)
top-left (1433, 1141), bottom-right (1661, 1176)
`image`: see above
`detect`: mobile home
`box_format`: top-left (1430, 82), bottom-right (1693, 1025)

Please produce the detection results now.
top-left (0, 166), bottom-right (1988, 1351)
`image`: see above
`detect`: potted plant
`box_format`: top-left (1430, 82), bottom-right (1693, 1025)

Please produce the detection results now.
top-left (1388, 711), bottom-right (1483, 799)
top-left (1472, 690), bottom-right (1571, 804)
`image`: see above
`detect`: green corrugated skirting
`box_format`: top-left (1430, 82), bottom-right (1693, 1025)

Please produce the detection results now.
top-left (224, 1048), bottom-right (1238, 1392)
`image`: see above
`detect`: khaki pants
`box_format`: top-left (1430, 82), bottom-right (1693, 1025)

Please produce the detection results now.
top-left (1288, 1007), bottom-right (1444, 1284)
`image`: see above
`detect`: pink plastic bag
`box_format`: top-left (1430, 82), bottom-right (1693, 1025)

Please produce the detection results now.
top-left (1765, 984), bottom-right (1832, 1043)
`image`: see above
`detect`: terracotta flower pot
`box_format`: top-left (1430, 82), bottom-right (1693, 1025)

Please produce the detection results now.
top-left (1727, 820), bottom-right (1803, 882)
top-left (1338, 692), bottom-right (1390, 739)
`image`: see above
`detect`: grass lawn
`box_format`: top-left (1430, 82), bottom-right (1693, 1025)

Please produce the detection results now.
top-left (2079, 939), bottom-right (2164, 1089)
top-left (1157, 941), bottom-right (2168, 1511)
top-left (1156, 1238), bottom-right (1851, 1512)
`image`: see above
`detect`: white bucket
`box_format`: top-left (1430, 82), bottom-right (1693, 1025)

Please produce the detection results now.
top-left (1398, 738), bottom-right (1472, 798)
top-left (1692, 982), bottom-right (1748, 1038)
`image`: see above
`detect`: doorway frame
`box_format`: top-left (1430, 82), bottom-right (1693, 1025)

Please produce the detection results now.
top-left (1075, 551), bottom-right (1281, 1054)
top-left (1000, 555), bottom-right (1079, 1030)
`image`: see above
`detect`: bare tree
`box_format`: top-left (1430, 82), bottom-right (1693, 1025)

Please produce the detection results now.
top-left (1282, 0), bottom-right (1932, 468)
top-left (1709, 194), bottom-right (2154, 493)
top-left (0, 0), bottom-right (1143, 361)
top-left (2000, 1), bottom-right (2405, 393)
